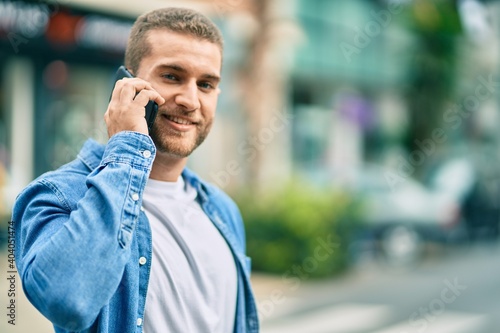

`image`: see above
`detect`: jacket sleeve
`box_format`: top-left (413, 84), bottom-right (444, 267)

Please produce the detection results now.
top-left (12, 132), bottom-right (155, 331)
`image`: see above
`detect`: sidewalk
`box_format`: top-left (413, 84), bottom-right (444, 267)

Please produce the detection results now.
top-left (250, 272), bottom-right (310, 323)
top-left (0, 251), bottom-right (53, 333)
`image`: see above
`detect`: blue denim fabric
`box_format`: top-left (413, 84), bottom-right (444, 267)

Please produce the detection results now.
top-left (12, 131), bottom-right (259, 333)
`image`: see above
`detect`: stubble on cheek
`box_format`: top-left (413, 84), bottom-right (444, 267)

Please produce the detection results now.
top-left (150, 118), bottom-right (213, 157)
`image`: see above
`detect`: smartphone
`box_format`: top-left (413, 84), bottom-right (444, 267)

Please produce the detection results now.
top-left (112, 66), bottom-right (158, 133)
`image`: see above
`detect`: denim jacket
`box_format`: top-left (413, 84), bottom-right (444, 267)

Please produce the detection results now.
top-left (12, 132), bottom-right (259, 333)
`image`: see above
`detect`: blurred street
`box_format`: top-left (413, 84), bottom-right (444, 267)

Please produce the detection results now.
top-left (255, 243), bottom-right (500, 333)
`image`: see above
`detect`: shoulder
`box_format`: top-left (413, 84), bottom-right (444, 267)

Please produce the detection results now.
top-left (14, 136), bottom-right (100, 217)
top-left (15, 158), bottom-right (91, 214)
top-left (14, 138), bottom-right (103, 214)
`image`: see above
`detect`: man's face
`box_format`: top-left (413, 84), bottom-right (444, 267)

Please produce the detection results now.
top-left (135, 29), bottom-right (222, 158)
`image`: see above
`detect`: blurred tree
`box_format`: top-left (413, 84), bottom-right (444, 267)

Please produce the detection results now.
top-left (241, 0), bottom-right (267, 189)
top-left (397, 0), bottom-right (462, 171)
top-left (240, 0), bottom-right (295, 191)
top-left (236, 182), bottom-right (362, 277)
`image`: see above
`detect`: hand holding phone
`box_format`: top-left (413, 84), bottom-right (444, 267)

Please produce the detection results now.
top-left (111, 66), bottom-right (159, 134)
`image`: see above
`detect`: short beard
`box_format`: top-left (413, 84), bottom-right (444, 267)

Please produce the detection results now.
top-left (150, 117), bottom-right (212, 158)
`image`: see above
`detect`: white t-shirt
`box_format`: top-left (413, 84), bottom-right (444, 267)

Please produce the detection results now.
top-left (142, 176), bottom-right (237, 333)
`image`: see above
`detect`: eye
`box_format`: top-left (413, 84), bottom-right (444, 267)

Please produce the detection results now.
top-left (161, 73), bottom-right (178, 81)
top-left (198, 82), bottom-right (214, 90)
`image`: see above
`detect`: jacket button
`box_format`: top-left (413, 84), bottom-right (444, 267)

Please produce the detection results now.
top-left (139, 257), bottom-right (147, 265)
top-left (136, 318), bottom-right (143, 326)
top-left (143, 150), bottom-right (151, 158)
top-left (131, 193), bottom-right (139, 201)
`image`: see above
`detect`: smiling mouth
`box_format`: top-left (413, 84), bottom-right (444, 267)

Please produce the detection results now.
top-left (164, 115), bottom-right (197, 125)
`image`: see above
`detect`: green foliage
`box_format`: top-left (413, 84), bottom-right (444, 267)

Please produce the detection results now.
top-left (396, 0), bottom-right (462, 35)
top-left (235, 183), bottom-right (362, 278)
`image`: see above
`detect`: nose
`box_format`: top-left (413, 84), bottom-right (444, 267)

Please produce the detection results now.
top-left (174, 81), bottom-right (200, 111)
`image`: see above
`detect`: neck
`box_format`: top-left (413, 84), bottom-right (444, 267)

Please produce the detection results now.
top-left (149, 151), bottom-right (188, 182)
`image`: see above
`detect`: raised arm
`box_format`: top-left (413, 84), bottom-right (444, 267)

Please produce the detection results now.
top-left (13, 132), bottom-right (155, 331)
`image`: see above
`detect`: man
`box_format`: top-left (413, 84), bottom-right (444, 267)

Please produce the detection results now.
top-left (12, 7), bottom-right (259, 333)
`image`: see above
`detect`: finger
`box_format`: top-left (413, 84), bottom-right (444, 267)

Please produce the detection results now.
top-left (133, 89), bottom-right (165, 108)
top-left (113, 78), bottom-right (153, 103)
top-left (131, 84), bottom-right (165, 105)
top-left (152, 92), bottom-right (165, 105)
top-left (118, 77), bottom-right (153, 91)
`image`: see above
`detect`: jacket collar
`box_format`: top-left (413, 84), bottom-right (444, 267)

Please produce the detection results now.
top-left (77, 138), bottom-right (214, 198)
top-left (182, 167), bottom-right (214, 202)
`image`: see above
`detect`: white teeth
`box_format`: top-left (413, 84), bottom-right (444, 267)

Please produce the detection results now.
top-left (168, 116), bottom-right (193, 125)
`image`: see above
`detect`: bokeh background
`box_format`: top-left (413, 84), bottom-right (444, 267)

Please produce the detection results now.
top-left (2, 0), bottom-right (500, 332)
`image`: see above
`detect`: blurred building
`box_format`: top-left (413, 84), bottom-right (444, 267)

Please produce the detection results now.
top-left (291, 0), bottom-right (500, 189)
top-left (290, 0), bottom-right (415, 185)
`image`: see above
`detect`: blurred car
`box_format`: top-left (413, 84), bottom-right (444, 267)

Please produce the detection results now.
top-left (342, 165), bottom-right (465, 265)
top-left (425, 157), bottom-right (500, 241)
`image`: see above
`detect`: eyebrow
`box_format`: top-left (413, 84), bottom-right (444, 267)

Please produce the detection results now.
top-left (157, 64), bottom-right (221, 83)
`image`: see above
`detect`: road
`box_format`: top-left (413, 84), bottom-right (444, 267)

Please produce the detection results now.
top-left (256, 242), bottom-right (500, 333)
top-left (1, 242), bottom-right (500, 333)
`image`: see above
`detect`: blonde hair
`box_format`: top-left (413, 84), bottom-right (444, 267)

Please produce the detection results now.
top-left (125, 7), bottom-right (223, 73)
